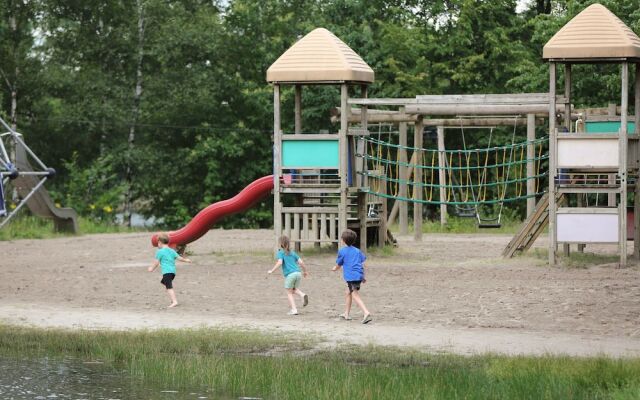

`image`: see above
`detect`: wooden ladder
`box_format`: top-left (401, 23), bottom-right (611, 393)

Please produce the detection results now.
top-left (502, 192), bottom-right (563, 258)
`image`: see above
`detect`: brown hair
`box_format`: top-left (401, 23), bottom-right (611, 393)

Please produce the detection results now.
top-left (341, 229), bottom-right (357, 246)
top-left (279, 235), bottom-right (291, 254)
top-left (158, 232), bottom-right (170, 245)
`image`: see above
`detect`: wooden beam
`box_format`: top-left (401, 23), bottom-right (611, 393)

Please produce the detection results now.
top-left (273, 84), bottom-right (282, 249)
top-left (635, 64), bottom-right (640, 261)
top-left (360, 84), bottom-right (368, 251)
top-left (437, 125), bottom-right (447, 226)
top-left (406, 103), bottom-right (566, 116)
top-left (399, 109), bottom-right (408, 235)
top-left (526, 113), bottom-right (536, 217)
top-left (294, 85), bottom-right (302, 134)
top-left (620, 62), bottom-right (629, 268)
top-left (549, 62), bottom-right (557, 266)
top-left (339, 84), bottom-right (349, 238)
top-left (414, 118), bottom-right (424, 241)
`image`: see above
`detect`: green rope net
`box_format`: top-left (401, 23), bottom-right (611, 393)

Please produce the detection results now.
top-left (358, 136), bottom-right (549, 206)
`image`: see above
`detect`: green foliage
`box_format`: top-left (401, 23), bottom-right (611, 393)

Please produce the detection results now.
top-left (53, 152), bottom-right (124, 223)
top-left (3, 0), bottom-right (640, 229)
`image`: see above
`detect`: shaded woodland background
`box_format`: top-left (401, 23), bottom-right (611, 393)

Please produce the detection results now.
top-left (2, 0), bottom-right (639, 228)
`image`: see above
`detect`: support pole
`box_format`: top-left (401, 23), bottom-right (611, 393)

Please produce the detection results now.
top-left (339, 84), bottom-right (349, 239)
top-left (549, 63), bottom-right (557, 266)
top-left (399, 107), bottom-right (408, 235)
top-left (294, 85), bottom-right (302, 134)
top-left (620, 62), bottom-right (629, 268)
top-left (563, 64), bottom-right (573, 256)
top-left (360, 85), bottom-right (368, 251)
top-left (526, 113), bottom-right (536, 217)
top-left (437, 125), bottom-right (447, 225)
top-left (414, 117), bottom-right (424, 240)
top-left (273, 84), bottom-right (282, 249)
top-left (635, 63), bottom-right (640, 261)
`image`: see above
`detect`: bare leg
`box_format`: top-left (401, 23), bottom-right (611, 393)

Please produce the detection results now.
top-left (167, 289), bottom-right (178, 308)
top-left (344, 290), bottom-right (353, 317)
top-left (293, 288), bottom-right (308, 307)
top-left (286, 289), bottom-right (298, 313)
top-left (351, 290), bottom-right (369, 316)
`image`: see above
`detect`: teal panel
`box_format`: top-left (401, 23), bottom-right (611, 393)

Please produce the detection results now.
top-left (282, 140), bottom-right (339, 168)
top-left (585, 121), bottom-right (636, 134)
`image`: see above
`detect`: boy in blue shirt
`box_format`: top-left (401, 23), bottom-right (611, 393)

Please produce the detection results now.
top-left (268, 235), bottom-right (309, 315)
top-left (148, 233), bottom-right (192, 308)
top-left (332, 229), bottom-right (372, 324)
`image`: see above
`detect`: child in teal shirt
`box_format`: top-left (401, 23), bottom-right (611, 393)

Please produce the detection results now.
top-left (148, 232), bottom-right (192, 308)
top-left (268, 235), bottom-right (309, 315)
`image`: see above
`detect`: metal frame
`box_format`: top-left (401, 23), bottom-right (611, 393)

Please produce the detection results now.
top-left (0, 116), bottom-right (53, 229)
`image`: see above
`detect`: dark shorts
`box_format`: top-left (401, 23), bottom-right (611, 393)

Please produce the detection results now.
top-left (346, 280), bottom-right (361, 292)
top-left (161, 273), bottom-right (175, 289)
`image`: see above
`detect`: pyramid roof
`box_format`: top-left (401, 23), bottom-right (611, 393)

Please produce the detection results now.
top-left (543, 3), bottom-right (640, 60)
top-left (267, 28), bottom-right (374, 84)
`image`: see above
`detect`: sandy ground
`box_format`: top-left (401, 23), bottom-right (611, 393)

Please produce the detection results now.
top-left (2, 229), bottom-right (640, 357)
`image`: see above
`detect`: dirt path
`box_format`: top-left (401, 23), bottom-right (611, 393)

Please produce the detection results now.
top-left (2, 229), bottom-right (640, 357)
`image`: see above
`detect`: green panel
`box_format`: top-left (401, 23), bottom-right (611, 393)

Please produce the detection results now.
top-left (585, 121), bottom-right (636, 134)
top-left (282, 139), bottom-right (339, 168)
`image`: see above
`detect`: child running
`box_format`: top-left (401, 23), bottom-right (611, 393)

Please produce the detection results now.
top-left (148, 233), bottom-right (192, 308)
top-left (332, 229), bottom-right (372, 324)
top-left (268, 235), bottom-right (309, 315)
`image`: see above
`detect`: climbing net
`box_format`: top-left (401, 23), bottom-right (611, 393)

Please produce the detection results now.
top-left (359, 134), bottom-right (548, 206)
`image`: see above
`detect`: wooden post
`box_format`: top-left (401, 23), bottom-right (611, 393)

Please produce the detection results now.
top-left (414, 117), bottom-right (424, 240)
top-left (620, 62), bottom-right (629, 268)
top-left (564, 64), bottom-right (572, 132)
top-left (564, 64), bottom-right (574, 255)
top-left (549, 62), bottom-right (557, 266)
top-left (437, 125), bottom-right (447, 225)
top-left (378, 171), bottom-right (388, 247)
top-left (398, 107), bottom-right (408, 235)
top-left (294, 85), bottom-right (302, 134)
top-left (635, 63), bottom-right (640, 261)
top-left (339, 84), bottom-right (349, 238)
top-left (526, 113), bottom-right (536, 217)
top-left (273, 84), bottom-right (282, 249)
top-left (360, 85), bottom-right (368, 251)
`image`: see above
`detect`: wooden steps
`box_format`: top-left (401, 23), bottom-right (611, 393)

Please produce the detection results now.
top-left (502, 192), bottom-right (564, 258)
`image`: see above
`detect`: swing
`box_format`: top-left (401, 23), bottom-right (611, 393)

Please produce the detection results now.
top-left (459, 118), bottom-right (519, 228)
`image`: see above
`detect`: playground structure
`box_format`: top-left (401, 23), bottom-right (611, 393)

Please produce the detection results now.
top-left (266, 3), bottom-right (640, 267)
top-left (150, 3), bottom-right (640, 268)
top-left (544, 3), bottom-right (640, 268)
top-left (0, 116), bottom-right (78, 233)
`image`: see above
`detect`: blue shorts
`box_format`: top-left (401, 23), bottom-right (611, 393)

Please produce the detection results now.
top-left (284, 272), bottom-right (302, 289)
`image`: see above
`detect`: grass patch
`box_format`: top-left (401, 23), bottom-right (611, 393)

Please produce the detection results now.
top-left (2, 325), bottom-right (640, 399)
top-left (530, 248), bottom-right (620, 268)
top-left (0, 214), bottom-right (141, 241)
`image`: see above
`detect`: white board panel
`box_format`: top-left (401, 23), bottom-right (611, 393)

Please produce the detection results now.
top-left (557, 137), bottom-right (618, 168)
top-left (557, 212), bottom-right (618, 243)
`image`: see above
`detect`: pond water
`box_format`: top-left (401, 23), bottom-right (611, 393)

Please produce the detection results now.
top-left (0, 356), bottom-right (228, 399)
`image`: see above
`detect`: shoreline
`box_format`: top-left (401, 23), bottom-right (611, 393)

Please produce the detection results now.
top-left (3, 302), bottom-right (640, 358)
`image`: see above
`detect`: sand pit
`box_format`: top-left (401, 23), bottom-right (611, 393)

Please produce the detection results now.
top-left (2, 229), bottom-right (640, 357)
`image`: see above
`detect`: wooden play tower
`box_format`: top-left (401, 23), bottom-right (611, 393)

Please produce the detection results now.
top-left (267, 28), bottom-right (386, 250)
top-left (545, 3), bottom-right (640, 267)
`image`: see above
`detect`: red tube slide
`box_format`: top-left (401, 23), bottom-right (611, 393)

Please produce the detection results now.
top-left (151, 175), bottom-right (289, 247)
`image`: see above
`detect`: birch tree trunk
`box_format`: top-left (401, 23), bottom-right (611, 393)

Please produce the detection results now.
top-left (122, 0), bottom-right (145, 227)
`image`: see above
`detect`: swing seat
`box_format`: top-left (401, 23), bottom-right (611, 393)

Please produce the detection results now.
top-left (478, 223), bottom-right (501, 229)
top-left (478, 216), bottom-right (501, 229)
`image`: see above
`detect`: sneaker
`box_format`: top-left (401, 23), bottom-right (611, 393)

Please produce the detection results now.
top-left (339, 313), bottom-right (352, 320)
top-left (362, 314), bottom-right (372, 324)
top-left (303, 294), bottom-right (309, 307)
top-left (288, 310), bottom-right (299, 315)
